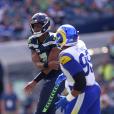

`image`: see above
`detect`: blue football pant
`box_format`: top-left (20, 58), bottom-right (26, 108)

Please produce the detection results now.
top-left (65, 83), bottom-right (101, 114)
top-left (35, 74), bottom-right (64, 114)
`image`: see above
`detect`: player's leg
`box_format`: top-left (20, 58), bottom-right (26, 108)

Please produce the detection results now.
top-left (47, 77), bottom-right (65, 114)
top-left (78, 84), bottom-right (101, 114)
top-left (87, 97), bottom-right (101, 114)
top-left (64, 83), bottom-right (101, 114)
top-left (64, 81), bottom-right (86, 114)
top-left (35, 73), bottom-right (64, 114)
top-left (65, 93), bottom-right (86, 114)
top-left (35, 77), bottom-right (56, 114)
top-left (86, 83), bottom-right (101, 114)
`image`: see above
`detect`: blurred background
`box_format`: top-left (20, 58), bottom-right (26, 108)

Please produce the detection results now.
top-left (0, 0), bottom-right (114, 114)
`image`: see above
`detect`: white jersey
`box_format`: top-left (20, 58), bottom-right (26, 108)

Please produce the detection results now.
top-left (59, 40), bottom-right (95, 88)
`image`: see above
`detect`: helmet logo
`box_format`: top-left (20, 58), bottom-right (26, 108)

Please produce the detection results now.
top-left (56, 29), bottom-right (67, 48)
top-left (56, 24), bottom-right (79, 47)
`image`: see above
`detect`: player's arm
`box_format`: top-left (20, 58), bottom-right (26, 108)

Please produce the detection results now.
top-left (28, 36), bottom-right (59, 73)
top-left (31, 48), bottom-right (60, 73)
top-left (25, 37), bottom-right (51, 93)
top-left (28, 36), bottom-right (48, 71)
top-left (24, 50), bottom-right (51, 94)
top-left (31, 50), bottom-right (48, 70)
top-left (30, 47), bottom-right (60, 82)
top-left (59, 53), bottom-right (86, 99)
top-left (26, 36), bottom-right (60, 84)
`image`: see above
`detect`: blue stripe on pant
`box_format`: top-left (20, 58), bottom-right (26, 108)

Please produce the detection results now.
top-left (65, 84), bottom-right (101, 114)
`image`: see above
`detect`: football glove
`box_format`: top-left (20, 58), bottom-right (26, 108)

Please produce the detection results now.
top-left (55, 94), bottom-right (69, 112)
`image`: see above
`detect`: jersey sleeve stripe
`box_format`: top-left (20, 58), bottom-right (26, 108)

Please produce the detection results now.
top-left (60, 53), bottom-right (84, 78)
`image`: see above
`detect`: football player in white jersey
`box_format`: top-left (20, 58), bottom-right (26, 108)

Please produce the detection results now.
top-left (55, 24), bottom-right (101, 114)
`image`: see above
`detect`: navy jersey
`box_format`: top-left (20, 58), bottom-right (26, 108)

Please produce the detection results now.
top-left (27, 32), bottom-right (61, 78)
top-left (28, 32), bottom-right (57, 63)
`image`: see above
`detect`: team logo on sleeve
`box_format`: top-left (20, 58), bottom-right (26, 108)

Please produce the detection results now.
top-left (60, 56), bottom-right (71, 65)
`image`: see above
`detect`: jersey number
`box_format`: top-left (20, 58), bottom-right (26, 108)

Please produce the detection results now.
top-left (79, 50), bottom-right (93, 76)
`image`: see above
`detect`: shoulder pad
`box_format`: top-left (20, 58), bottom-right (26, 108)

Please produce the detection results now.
top-left (28, 35), bottom-right (36, 44)
top-left (27, 35), bottom-right (39, 49)
top-left (59, 53), bottom-right (72, 65)
top-left (77, 40), bottom-right (87, 49)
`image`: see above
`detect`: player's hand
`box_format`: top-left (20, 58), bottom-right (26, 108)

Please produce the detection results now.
top-left (24, 80), bottom-right (37, 95)
top-left (55, 73), bottom-right (66, 85)
top-left (55, 94), bottom-right (69, 112)
top-left (48, 61), bottom-right (59, 70)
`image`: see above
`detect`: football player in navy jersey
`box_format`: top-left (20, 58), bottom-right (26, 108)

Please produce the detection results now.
top-left (55, 24), bottom-right (101, 114)
top-left (24, 12), bottom-right (64, 114)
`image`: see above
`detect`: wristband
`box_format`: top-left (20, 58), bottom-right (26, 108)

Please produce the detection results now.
top-left (43, 62), bottom-right (48, 68)
top-left (66, 93), bottom-right (75, 101)
top-left (33, 72), bottom-right (46, 83)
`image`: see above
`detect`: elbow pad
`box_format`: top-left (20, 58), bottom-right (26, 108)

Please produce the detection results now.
top-left (73, 71), bottom-right (86, 92)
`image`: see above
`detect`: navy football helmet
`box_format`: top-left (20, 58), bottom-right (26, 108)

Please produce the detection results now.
top-left (55, 24), bottom-right (79, 48)
top-left (30, 12), bottom-right (50, 37)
